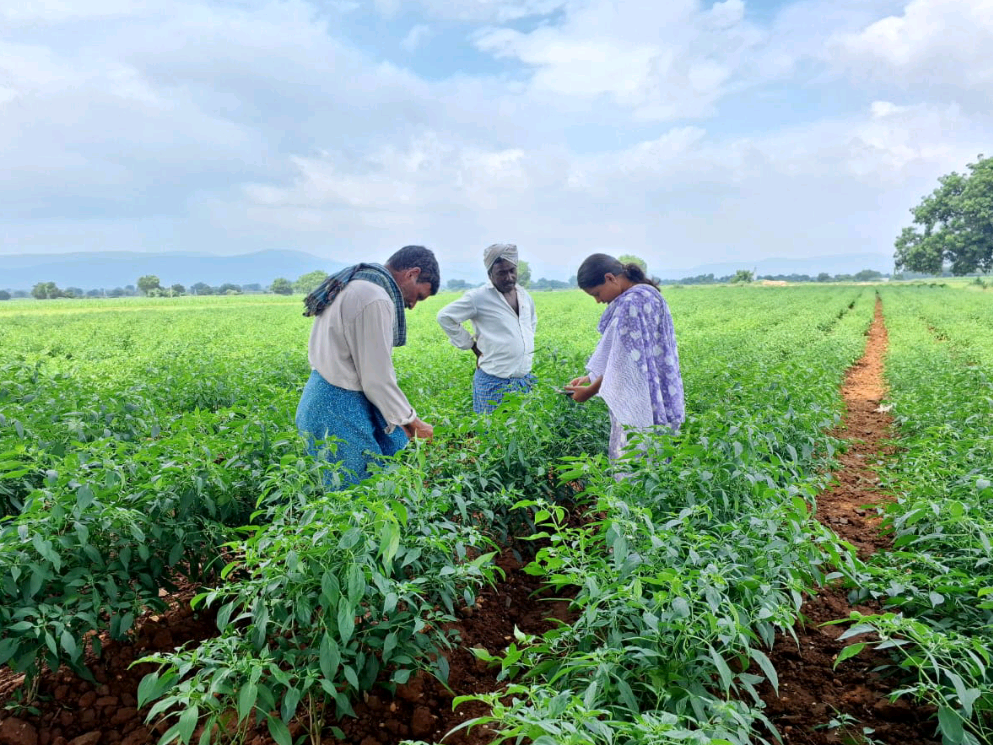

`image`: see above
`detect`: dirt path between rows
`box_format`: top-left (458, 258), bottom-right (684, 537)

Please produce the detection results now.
top-left (758, 297), bottom-right (940, 745)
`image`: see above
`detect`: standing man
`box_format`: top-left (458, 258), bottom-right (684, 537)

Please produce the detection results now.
top-left (437, 243), bottom-right (537, 414)
top-left (296, 245), bottom-right (439, 489)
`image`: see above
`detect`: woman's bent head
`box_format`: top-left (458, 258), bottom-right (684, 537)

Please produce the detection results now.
top-left (577, 253), bottom-right (658, 303)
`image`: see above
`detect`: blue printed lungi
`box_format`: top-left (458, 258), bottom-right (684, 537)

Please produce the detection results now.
top-left (295, 370), bottom-right (408, 490)
top-left (472, 368), bottom-right (537, 414)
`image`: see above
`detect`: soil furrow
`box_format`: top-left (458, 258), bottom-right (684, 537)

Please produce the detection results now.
top-left (758, 297), bottom-right (940, 745)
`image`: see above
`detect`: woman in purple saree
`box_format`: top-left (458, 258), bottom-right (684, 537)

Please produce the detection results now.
top-left (564, 253), bottom-right (685, 462)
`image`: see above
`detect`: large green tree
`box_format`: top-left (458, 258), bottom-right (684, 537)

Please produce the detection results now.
top-left (895, 154), bottom-right (993, 275)
top-left (137, 275), bottom-right (162, 295)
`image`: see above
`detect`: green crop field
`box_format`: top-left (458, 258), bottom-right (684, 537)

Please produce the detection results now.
top-left (1, 285), bottom-right (991, 744)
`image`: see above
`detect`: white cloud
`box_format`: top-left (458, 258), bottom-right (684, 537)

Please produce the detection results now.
top-left (231, 97), bottom-right (982, 272)
top-left (472, 0), bottom-right (772, 121)
top-left (833, 0), bottom-right (993, 101)
top-left (244, 133), bottom-right (538, 218)
top-left (0, 34), bottom-right (263, 216)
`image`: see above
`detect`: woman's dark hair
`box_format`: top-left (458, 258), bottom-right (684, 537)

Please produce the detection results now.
top-left (576, 253), bottom-right (659, 291)
top-left (386, 245), bottom-right (441, 295)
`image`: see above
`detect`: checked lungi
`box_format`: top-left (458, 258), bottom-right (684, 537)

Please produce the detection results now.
top-left (472, 368), bottom-right (536, 414)
top-left (295, 370), bottom-right (408, 490)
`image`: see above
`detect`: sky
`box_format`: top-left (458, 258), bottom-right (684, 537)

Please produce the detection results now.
top-left (1, 0), bottom-right (991, 274)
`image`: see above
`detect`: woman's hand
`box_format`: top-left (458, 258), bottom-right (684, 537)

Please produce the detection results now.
top-left (564, 375), bottom-right (600, 403)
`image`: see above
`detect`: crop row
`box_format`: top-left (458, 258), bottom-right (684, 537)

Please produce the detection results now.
top-left (2, 286), bottom-right (875, 743)
top-left (122, 286), bottom-right (875, 744)
top-left (840, 286), bottom-right (993, 745)
top-left (431, 288), bottom-right (878, 743)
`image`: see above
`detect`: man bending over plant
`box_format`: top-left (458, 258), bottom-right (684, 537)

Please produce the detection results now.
top-left (296, 245), bottom-right (439, 489)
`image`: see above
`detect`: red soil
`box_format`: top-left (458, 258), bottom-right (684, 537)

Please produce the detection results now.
top-left (756, 298), bottom-right (940, 744)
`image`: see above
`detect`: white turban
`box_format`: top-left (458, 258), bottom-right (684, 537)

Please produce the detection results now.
top-left (484, 243), bottom-right (518, 271)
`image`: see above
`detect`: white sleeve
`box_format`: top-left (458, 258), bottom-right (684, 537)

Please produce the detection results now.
top-left (346, 299), bottom-right (417, 426)
top-left (436, 293), bottom-right (478, 350)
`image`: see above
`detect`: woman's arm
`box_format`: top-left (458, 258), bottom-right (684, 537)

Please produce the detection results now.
top-left (564, 374), bottom-right (602, 403)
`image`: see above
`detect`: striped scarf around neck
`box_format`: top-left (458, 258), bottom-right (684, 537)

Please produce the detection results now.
top-left (303, 263), bottom-right (407, 347)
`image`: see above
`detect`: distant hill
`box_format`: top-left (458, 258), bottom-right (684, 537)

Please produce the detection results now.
top-left (0, 249), bottom-right (897, 291)
top-left (0, 250), bottom-right (347, 291)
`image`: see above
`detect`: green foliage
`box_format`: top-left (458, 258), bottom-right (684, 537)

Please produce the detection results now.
top-left (269, 277), bottom-right (293, 295)
top-left (895, 154), bottom-right (993, 276)
top-left (137, 461), bottom-right (505, 741)
top-left (516, 260), bottom-right (531, 288)
top-left (449, 284), bottom-right (878, 740)
top-left (137, 275), bottom-right (162, 295)
top-left (294, 270), bottom-right (328, 295)
top-left (31, 282), bottom-right (69, 300)
top-left (851, 269), bottom-right (882, 281)
top-left (6, 285), bottom-right (965, 744)
top-left (731, 269), bottom-right (754, 284)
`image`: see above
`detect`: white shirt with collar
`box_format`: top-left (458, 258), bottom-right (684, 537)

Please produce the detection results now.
top-left (436, 284), bottom-right (536, 379)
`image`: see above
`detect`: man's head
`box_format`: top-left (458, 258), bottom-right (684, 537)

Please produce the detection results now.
top-left (488, 259), bottom-right (518, 294)
top-left (386, 245), bottom-right (440, 310)
top-left (484, 244), bottom-right (519, 294)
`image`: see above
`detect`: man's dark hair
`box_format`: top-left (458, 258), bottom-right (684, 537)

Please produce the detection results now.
top-left (386, 245), bottom-right (440, 295)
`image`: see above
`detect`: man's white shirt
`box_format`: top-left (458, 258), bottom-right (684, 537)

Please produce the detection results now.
top-left (436, 284), bottom-right (536, 379)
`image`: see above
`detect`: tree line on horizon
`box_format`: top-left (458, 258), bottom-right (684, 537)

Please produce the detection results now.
top-left (4, 264), bottom-right (913, 303)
